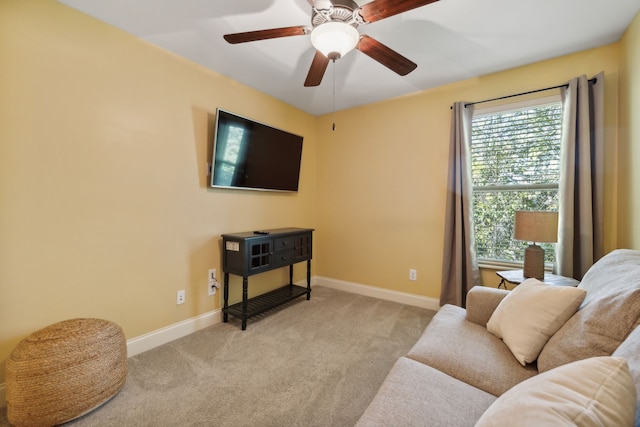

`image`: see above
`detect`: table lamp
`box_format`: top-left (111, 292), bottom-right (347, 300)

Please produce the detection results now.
top-left (513, 211), bottom-right (559, 280)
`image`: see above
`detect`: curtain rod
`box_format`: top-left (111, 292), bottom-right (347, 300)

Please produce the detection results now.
top-left (453, 77), bottom-right (597, 109)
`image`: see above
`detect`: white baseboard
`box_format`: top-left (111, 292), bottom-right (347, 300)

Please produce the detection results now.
top-left (126, 309), bottom-right (222, 357)
top-left (0, 277), bottom-right (437, 409)
top-left (314, 276), bottom-right (441, 311)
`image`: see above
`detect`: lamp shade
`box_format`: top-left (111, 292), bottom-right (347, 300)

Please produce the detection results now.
top-left (514, 211), bottom-right (559, 243)
top-left (310, 22), bottom-right (359, 60)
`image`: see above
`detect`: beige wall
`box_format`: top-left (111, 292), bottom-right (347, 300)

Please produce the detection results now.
top-left (0, 0), bottom-right (317, 383)
top-left (315, 44), bottom-right (621, 295)
top-left (619, 11), bottom-right (640, 248)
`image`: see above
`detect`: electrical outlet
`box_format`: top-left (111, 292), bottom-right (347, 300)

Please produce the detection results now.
top-left (207, 268), bottom-right (218, 296)
top-left (208, 281), bottom-right (219, 296)
top-left (409, 269), bottom-right (417, 281)
top-left (177, 290), bottom-right (185, 305)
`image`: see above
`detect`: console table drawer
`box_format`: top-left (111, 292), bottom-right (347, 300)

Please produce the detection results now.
top-left (274, 236), bottom-right (294, 250)
top-left (273, 249), bottom-right (295, 267)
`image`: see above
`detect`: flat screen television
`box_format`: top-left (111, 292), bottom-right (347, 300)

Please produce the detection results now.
top-left (210, 109), bottom-right (304, 192)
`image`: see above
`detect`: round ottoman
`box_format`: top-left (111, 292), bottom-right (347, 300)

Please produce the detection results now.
top-left (6, 318), bottom-right (127, 427)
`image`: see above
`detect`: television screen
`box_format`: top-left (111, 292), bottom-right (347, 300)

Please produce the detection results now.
top-left (210, 109), bottom-right (304, 192)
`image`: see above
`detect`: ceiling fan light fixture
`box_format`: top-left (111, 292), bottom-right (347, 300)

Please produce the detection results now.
top-left (310, 22), bottom-right (359, 60)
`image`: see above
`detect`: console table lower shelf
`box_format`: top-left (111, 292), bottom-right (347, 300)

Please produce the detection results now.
top-left (222, 284), bottom-right (309, 329)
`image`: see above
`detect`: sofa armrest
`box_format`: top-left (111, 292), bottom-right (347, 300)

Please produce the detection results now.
top-left (466, 286), bottom-right (510, 327)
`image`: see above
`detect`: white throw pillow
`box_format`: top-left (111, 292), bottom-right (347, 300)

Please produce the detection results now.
top-left (475, 357), bottom-right (637, 427)
top-left (487, 278), bottom-right (586, 365)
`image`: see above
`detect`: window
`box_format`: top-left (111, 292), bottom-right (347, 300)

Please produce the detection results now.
top-left (214, 124), bottom-right (246, 186)
top-left (471, 96), bottom-right (562, 266)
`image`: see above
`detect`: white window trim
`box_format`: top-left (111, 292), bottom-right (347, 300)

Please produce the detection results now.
top-left (471, 94), bottom-right (563, 266)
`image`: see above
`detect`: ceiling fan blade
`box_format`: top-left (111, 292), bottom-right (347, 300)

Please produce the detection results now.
top-left (358, 0), bottom-right (440, 23)
top-left (224, 26), bottom-right (307, 44)
top-left (357, 35), bottom-right (417, 76)
top-left (304, 51), bottom-right (330, 87)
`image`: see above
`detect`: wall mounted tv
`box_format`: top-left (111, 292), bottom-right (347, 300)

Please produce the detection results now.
top-left (210, 109), bottom-right (304, 192)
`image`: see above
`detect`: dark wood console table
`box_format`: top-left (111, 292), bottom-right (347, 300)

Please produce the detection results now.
top-left (221, 227), bottom-right (313, 330)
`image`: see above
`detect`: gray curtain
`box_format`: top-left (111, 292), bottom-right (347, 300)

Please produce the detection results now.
top-left (556, 72), bottom-right (605, 280)
top-left (440, 102), bottom-right (480, 307)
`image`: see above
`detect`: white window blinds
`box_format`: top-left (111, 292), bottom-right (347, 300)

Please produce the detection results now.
top-left (471, 100), bottom-right (562, 264)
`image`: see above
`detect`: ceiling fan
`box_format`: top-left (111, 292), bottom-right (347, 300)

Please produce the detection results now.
top-left (223, 0), bottom-right (440, 87)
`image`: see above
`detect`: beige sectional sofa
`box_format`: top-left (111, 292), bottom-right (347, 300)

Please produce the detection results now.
top-left (357, 249), bottom-right (640, 426)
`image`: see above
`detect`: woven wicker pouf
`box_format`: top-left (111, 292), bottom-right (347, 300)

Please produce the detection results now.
top-left (6, 318), bottom-right (127, 427)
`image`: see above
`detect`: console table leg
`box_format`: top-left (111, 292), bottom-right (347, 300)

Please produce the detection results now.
top-left (242, 276), bottom-right (248, 330)
top-left (306, 259), bottom-right (311, 300)
top-left (223, 272), bottom-right (229, 323)
top-left (289, 264), bottom-right (294, 287)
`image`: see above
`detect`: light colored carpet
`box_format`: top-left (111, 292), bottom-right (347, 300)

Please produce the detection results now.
top-left (1, 286), bottom-right (435, 427)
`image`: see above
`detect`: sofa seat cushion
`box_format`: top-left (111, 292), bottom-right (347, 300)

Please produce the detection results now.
top-left (406, 304), bottom-right (537, 396)
top-left (356, 357), bottom-right (496, 427)
top-left (475, 357), bottom-right (637, 427)
top-left (538, 249), bottom-right (640, 372)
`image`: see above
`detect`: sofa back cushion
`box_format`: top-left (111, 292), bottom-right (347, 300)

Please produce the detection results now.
top-left (537, 249), bottom-right (640, 372)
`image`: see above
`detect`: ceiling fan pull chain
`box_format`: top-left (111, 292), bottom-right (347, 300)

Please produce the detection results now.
top-left (332, 59), bottom-right (336, 131)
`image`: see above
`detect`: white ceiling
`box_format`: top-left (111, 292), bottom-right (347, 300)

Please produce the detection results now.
top-left (57, 0), bottom-right (640, 116)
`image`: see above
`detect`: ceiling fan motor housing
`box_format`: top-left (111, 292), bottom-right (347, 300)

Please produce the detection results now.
top-left (311, 0), bottom-right (361, 27)
top-left (310, 0), bottom-right (361, 59)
